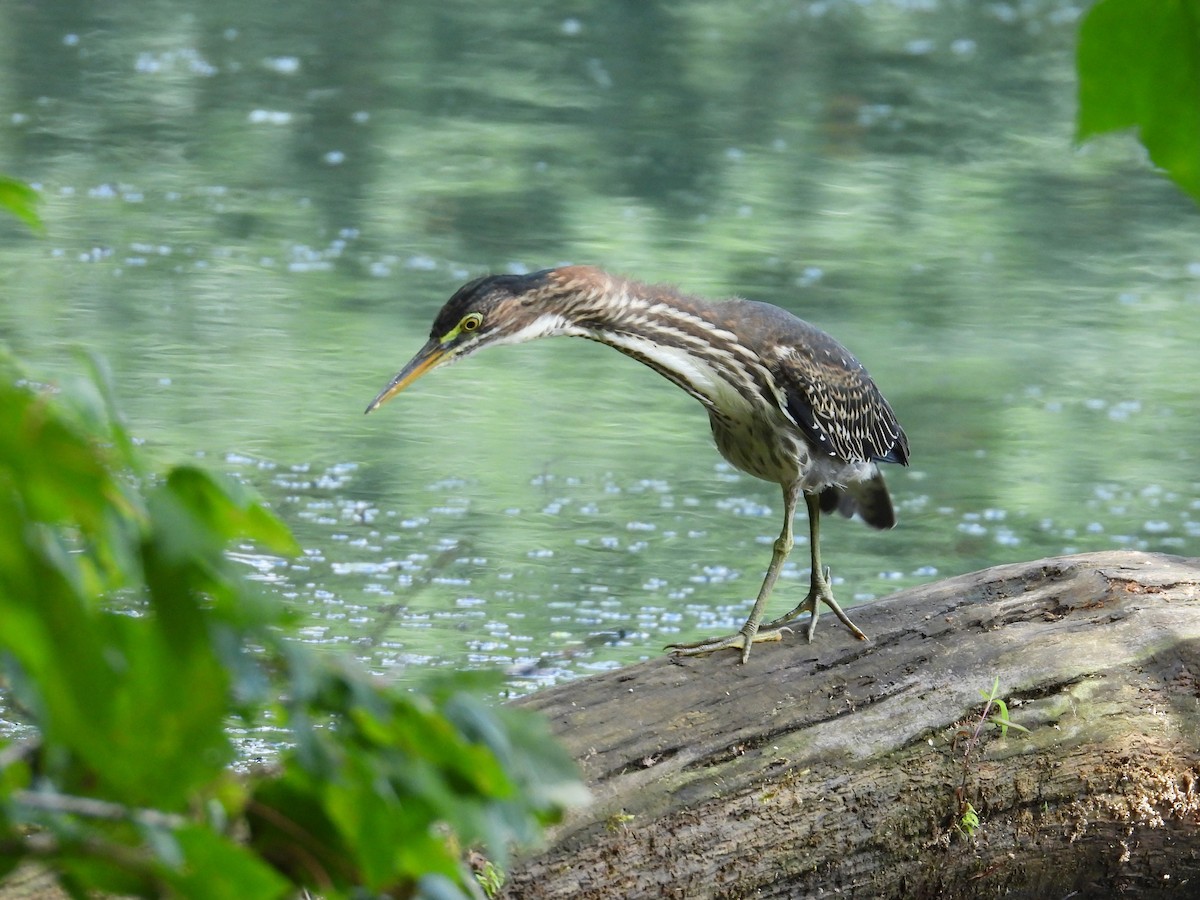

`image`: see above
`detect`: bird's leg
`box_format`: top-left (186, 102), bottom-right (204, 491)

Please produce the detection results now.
top-left (667, 485), bottom-right (800, 664)
top-left (761, 492), bottom-right (868, 641)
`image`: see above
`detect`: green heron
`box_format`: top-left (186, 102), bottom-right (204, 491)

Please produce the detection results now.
top-left (367, 266), bottom-right (908, 663)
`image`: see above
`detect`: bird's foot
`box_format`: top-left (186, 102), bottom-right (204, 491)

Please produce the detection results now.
top-left (763, 566), bottom-right (869, 642)
top-left (666, 625), bottom-right (788, 665)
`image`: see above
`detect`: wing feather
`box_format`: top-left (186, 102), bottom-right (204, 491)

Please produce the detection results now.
top-left (773, 327), bottom-right (908, 466)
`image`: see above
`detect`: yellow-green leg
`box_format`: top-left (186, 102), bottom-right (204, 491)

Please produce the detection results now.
top-left (761, 492), bottom-right (868, 641)
top-left (667, 489), bottom-right (866, 664)
top-left (667, 484), bottom-right (801, 664)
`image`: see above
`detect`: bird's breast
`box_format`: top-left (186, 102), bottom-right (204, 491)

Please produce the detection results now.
top-left (708, 409), bottom-right (808, 486)
top-left (707, 407), bottom-right (873, 491)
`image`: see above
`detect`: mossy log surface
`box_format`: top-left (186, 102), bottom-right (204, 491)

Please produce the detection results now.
top-left (504, 550), bottom-right (1200, 899)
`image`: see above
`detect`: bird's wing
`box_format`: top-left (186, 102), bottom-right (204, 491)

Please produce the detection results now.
top-left (774, 340), bottom-right (909, 466)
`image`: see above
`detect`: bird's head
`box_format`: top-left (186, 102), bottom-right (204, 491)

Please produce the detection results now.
top-left (366, 267), bottom-right (596, 413)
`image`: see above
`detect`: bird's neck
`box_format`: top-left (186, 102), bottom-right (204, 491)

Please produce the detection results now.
top-left (535, 267), bottom-right (755, 412)
top-left (537, 266), bottom-right (705, 336)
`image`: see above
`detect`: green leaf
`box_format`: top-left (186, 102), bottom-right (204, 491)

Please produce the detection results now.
top-left (77, 350), bottom-right (140, 471)
top-left (161, 466), bottom-right (301, 558)
top-left (0, 176), bottom-right (42, 232)
top-left (958, 801), bottom-right (981, 838)
top-left (245, 772), bottom-right (362, 888)
top-left (986, 714), bottom-right (1031, 736)
top-left (0, 377), bottom-right (134, 556)
top-left (165, 825), bottom-right (293, 900)
top-left (1077, 0), bottom-right (1200, 202)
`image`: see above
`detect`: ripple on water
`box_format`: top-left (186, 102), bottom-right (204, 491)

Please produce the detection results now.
top-left (234, 448), bottom-right (1199, 689)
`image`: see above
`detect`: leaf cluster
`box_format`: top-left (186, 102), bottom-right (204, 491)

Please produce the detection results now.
top-left (0, 350), bottom-right (586, 898)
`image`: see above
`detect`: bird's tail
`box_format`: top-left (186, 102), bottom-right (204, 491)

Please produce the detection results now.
top-left (819, 469), bottom-right (896, 530)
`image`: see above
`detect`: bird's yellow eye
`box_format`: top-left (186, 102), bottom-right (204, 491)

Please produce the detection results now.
top-left (461, 313), bottom-right (483, 332)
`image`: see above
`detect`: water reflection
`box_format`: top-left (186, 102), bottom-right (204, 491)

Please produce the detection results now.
top-left (2, 0), bottom-right (1199, 685)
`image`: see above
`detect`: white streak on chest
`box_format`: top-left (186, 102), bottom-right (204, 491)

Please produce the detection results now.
top-left (585, 328), bottom-right (757, 417)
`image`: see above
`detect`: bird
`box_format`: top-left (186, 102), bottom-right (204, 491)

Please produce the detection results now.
top-left (366, 266), bottom-right (909, 663)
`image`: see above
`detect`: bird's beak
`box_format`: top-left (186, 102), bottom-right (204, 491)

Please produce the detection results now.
top-left (365, 338), bottom-right (447, 414)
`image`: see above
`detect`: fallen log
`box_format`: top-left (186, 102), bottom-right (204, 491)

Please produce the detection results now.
top-left (504, 550), bottom-right (1200, 899)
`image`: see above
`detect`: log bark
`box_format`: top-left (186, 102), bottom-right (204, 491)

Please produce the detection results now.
top-left (504, 550), bottom-right (1200, 899)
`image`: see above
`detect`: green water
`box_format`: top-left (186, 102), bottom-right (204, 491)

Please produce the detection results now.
top-left (3, 1), bottom-right (1198, 688)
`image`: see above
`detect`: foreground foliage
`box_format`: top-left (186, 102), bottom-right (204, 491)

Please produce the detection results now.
top-left (0, 351), bottom-right (586, 898)
top-left (0, 176), bottom-right (41, 232)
